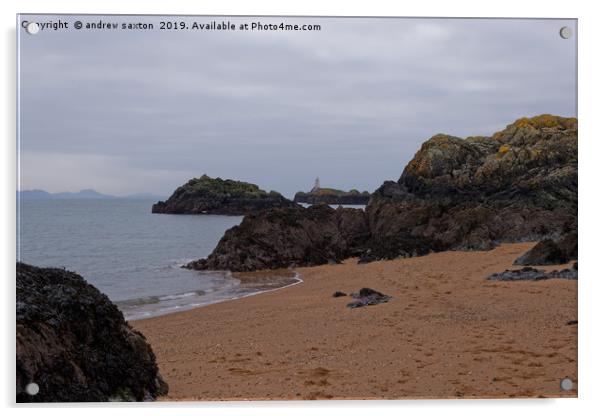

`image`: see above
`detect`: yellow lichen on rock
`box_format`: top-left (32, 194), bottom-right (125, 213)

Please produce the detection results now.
top-left (498, 145), bottom-right (511, 154)
top-left (513, 114), bottom-right (576, 130)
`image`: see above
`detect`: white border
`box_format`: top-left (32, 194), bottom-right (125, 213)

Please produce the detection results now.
top-left (3, 1), bottom-right (601, 415)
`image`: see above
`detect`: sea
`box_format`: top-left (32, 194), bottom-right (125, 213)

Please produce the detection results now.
top-left (17, 199), bottom-right (302, 321)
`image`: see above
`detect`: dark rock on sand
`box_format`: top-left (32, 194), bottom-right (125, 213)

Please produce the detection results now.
top-left (185, 204), bottom-right (370, 272)
top-left (152, 174), bottom-right (296, 215)
top-left (566, 320), bottom-right (578, 325)
top-left (514, 232), bottom-right (577, 265)
top-left (364, 115), bottom-right (577, 261)
top-left (486, 265), bottom-right (577, 281)
top-left (347, 288), bottom-right (392, 308)
top-left (332, 291), bottom-right (347, 297)
top-left (16, 263), bottom-right (168, 402)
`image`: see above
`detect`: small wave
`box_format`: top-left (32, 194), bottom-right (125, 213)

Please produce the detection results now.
top-left (117, 289), bottom-right (206, 306)
top-left (154, 258), bottom-right (197, 271)
top-left (172, 258), bottom-right (196, 268)
top-left (158, 290), bottom-right (205, 301)
top-left (116, 296), bottom-right (161, 307)
top-left (196, 269), bottom-right (234, 279)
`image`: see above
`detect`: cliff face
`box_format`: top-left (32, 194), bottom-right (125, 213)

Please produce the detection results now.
top-left (186, 204), bottom-right (370, 272)
top-left (392, 115), bottom-right (577, 200)
top-left (186, 115), bottom-right (577, 271)
top-left (364, 114), bottom-right (577, 260)
top-left (293, 189), bottom-right (371, 205)
top-left (152, 175), bottom-right (296, 215)
top-left (16, 263), bottom-right (168, 402)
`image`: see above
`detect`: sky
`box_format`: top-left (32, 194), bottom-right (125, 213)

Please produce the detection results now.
top-left (18, 16), bottom-right (577, 198)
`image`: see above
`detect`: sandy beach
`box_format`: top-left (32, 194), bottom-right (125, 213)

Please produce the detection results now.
top-left (133, 242), bottom-right (577, 400)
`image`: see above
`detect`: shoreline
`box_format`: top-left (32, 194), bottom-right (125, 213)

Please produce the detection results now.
top-left (125, 271), bottom-right (303, 322)
top-left (133, 242), bottom-right (577, 400)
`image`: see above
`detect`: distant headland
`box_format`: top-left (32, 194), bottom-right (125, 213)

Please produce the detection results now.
top-left (293, 178), bottom-right (371, 205)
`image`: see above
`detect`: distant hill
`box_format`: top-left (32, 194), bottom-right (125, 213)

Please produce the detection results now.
top-left (18, 189), bottom-right (165, 200)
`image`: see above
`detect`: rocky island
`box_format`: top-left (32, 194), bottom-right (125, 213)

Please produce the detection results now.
top-left (186, 115), bottom-right (577, 271)
top-left (152, 174), bottom-right (296, 215)
top-left (293, 178), bottom-right (371, 205)
top-left (16, 263), bottom-right (168, 402)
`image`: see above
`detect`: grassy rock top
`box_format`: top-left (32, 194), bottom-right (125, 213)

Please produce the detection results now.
top-left (293, 187), bottom-right (371, 205)
top-left (177, 174), bottom-right (283, 199)
top-left (152, 175), bottom-right (295, 215)
top-left (304, 188), bottom-right (369, 196)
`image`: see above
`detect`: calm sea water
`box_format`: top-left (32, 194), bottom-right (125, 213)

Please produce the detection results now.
top-left (17, 199), bottom-right (299, 320)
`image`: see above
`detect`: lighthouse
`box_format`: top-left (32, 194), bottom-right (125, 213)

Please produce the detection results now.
top-left (311, 177), bottom-right (320, 192)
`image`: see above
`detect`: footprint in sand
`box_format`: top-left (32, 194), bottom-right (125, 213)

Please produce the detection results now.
top-left (304, 391), bottom-right (334, 400)
top-left (227, 367), bottom-right (266, 376)
top-left (299, 367), bottom-right (333, 392)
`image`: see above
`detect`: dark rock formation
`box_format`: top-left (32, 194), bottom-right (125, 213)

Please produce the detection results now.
top-left (514, 232), bottom-right (577, 265)
top-left (332, 291), bottom-right (347, 297)
top-left (486, 264), bottom-right (577, 281)
top-left (346, 288), bottom-right (392, 308)
top-left (16, 263), bottom-right (168, 402)
top-left (152, 174), bottom-right (296, 215)
top-left (294, 188), bottom-right (371, 205)
top-left (187, 115), bottom-right (577, 271)
top-left (185, 204), bottom-right (370, 272)
top-left (364, 115), bottom-right (577, 261)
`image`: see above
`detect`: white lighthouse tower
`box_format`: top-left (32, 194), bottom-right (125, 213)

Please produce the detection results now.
top-left (311, 177), bottom-right (321, 192)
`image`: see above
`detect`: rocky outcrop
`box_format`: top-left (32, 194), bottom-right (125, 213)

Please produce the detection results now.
top-left (487, 263), bottom-right (577, 281)
top-left (514, 232), bottom-right (577, 265)
top-left (364, 115), bottom-right (577, 261)
top-left (187, 115), bottom-right (577, 270)
top-left (16, 263), bottom-right (168, 402)
top-left (185, 204), bottom-right (370, 272)
top-left (294, 188), bottom-right (371, 205)
top-left (152, 174), bottom-right (296, 215)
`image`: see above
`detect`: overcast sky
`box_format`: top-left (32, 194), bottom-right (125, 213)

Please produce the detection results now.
top-left (18, 16), bottom-right (577, 197)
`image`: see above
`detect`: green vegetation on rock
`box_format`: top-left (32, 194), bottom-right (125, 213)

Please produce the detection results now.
top-left (180, 175), bottom-right (283, 199)
top-left (294, 187), bottom-right (370, 205)
top-left (152, 175), bottom-right (295, 215)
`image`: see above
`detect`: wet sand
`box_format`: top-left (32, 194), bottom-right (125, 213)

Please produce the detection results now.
top-left (133, 242), bottom-right (577, 400)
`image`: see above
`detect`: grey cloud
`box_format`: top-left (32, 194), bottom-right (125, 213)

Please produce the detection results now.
top-left (19, 16), bottom-right (576, 196)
